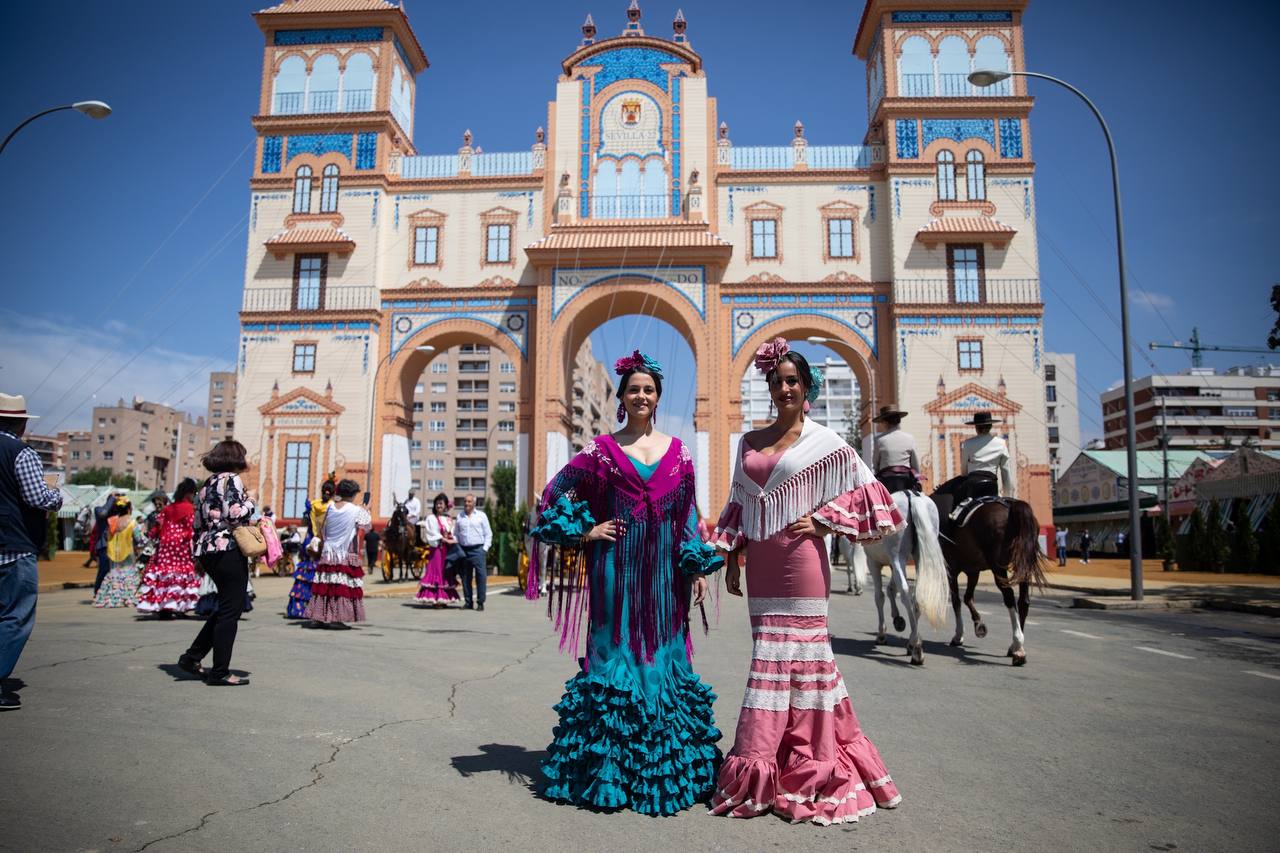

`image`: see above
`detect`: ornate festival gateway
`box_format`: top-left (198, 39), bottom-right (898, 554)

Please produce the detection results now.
top-left (235, 0), bottom-right (1050, 523)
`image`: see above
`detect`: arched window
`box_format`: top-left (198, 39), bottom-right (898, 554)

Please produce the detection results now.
top-left (936, 151), bottom-right (956, 201)
top-left (319, 164), bottom-right (339, 212)
top-left (899, 36), bottom-right (933, 97)
top-left (936, 36), bottom-right (970, 96)
top-left (293, 165), bottom-right (312, 213)
top-left (974, 36), bottom-right (1012, 95)
top-left (273, 56), bottom-right (306, 115)
top-left (966, 150), bottom-right (986, 201)
top-left (342, 53), bottom-right (374, 112)
top-left (308, 54), bottom-right (340, 113)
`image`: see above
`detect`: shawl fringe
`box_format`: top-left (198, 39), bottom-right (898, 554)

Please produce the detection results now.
top-left (729, 444), bottom-right (864, 542)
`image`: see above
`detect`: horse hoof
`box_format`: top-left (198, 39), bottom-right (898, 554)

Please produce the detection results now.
top-left (1011, 652), bottom-right (1027, 667)
top-left (893, 616), bottom-right (906, 632)
top-left (874, 633), bottom-right (887, 645)
top-left (949, 637), bottom-right (964, 648)
top-left (975, 622), bottom-right (988, 639)
top-left (910, 645), bottom-right (924, 666)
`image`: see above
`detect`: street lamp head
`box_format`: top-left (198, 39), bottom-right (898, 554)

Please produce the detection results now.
top-left (805, 336), bottom-right (831, 345)
top-left (968, 70), bottom-right (1011, 88)
top-left (414, 345), bottom-right (436, 353)
top-left (72, 100), bottom-right (112, 119)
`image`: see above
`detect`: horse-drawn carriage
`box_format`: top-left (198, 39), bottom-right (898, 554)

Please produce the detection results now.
top-left (378, 498), bottom-right (426, 583)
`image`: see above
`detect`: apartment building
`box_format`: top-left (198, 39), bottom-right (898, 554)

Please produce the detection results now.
top-left (65, 398), bottom-right (210, 490)
top-left (1043, 352), bottom-right (1082, 482)
top-left (571, 340), bottom-right (615, 454)
top-left (1101, 366), bottom-right (1280, 452)
top-left (207, 371), bottom-right (238, 447)
top-left (25, 433), bottom-right (68, 475)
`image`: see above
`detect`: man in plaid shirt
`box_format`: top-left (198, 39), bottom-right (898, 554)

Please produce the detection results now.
top-left (0, 393), bottom-right (63, 711)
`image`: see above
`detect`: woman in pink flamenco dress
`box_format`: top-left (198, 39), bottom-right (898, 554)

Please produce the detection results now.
top-left (415, 493), bottom-right (460, 606)
top-left (709, 339), bottom-right (905, 826)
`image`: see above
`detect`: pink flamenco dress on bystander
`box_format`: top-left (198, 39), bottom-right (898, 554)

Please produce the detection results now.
top-left (303, 501), bottom-right (371, 624)
top-left (136, 501), bottom-right (200, 614)
top-left (415, 513), bottom-right (460, 604)
top-left (709, 416), bottom-right (905, 826)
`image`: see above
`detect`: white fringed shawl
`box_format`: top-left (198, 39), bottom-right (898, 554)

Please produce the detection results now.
top-left (723, 418), bottom-right (873, 542)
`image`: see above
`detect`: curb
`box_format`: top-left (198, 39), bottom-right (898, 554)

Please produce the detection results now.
top-left (1201, 598), bottom-right (1280, 618)
top-left (1072, 596), bottom-right (1200, 612)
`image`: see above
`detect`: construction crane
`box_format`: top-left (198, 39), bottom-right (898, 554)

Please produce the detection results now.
top-left (1148, 327), bottom-right (1274, 368)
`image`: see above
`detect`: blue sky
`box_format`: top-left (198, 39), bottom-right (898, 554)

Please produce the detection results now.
top-left (2, 0), bottom-right (1277, 457)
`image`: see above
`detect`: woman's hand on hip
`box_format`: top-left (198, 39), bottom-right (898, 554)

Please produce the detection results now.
top-left (584, 520), bottom-right (623, 542)
top-left (787, 515), bottom-right (827, 539)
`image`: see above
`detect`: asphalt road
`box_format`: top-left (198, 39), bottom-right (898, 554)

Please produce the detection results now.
top-left (2, 577), bottom-right (1277, 853)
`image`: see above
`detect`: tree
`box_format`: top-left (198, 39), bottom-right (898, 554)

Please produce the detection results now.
top-left (69, 467), bottom-right (136, 490)
top-left (1153, 514), bottom-right (1175, 568)
top-left (490, 465), bottom-right (516, 510)
top-left (1203, 500), bottom-right (1230, 572)
top-left (1175, 507), bottom-right (1204, 571)
top-left (1268, 284), bottom-right (1280, 350)
top-left (1259, 499), bottom-right (1280, 575)
top-left (842, 413), bottom-right (862, 453)
top-left (1230, 501), bottom-right (1261, 573)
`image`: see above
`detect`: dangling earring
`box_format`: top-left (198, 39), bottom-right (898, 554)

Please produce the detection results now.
top-left (652, 402), bottom-right (658, 424)
top-left (616, 401), bottom-right (626, 423)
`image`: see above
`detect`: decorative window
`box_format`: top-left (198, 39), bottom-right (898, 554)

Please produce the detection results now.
top-left (341, 53), bottom-right (375, 112)
top-left (282, 441), bottom-right (312, 517)
top-left (947, 244), bottom-right (984, 303)
top-left (273, 55), bottom-right (307, 115)
top-left (293, 254), bottom-right (327, 310)
top-left (480, 207), bottom-right (518, 265)
top-left (414, 226), bottom-right (438, 265)
top-left (486, 224), bottom-right (511, 263)
top-left (820, 201), bottom-right (860, 262)
top-left (966, 150), bottom-right (986, 201)
top-left (319, 164), bottom-right (340, 212)
top-left (293, 165), bottom-right (313, 213)
top-left (751, 219), bottom-right (777, 259)
top-left (308, 54), bottom-right (340, 113)
top-left (898, 36), bottom-right (933, 97)
top-left (936, 151), bottom-right (957, 201)
top-left (957, 338), bottom-right (984, 370)
top-left (292, 343), bottom-right (317, 373)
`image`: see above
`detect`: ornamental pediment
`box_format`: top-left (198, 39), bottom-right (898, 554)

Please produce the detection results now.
top-left (260, 386), bottom-right (345, 417)
top-left (923, 381), bottom-right (1020, 415)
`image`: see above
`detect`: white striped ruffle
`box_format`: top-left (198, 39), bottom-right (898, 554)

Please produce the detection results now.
top-left (818, 500), bottom-right (898, 522)
top-left (710, 792), bottom-right (771, 813)
top-left (802, 803), bottom-right (878, 825)
top-left (867, 774), bottom-right (894, 789)
top-left (747, 669), bottom-right (836, 683)
top-left (748, 596), bottom-right (827, 617)
top-left (752, 625), bottom-right (828, 638)
top-left (750, 639), bottom-right (834, 662)
top-left (311, 570), bottom-right (364, 588)
top-left (742, 680), bottom-right (848, 712)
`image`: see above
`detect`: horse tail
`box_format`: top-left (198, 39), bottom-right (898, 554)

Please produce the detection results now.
top-left (848, 540), bottom-right (872, 592)
top-left (909, 494), bottom-right (949, 628)
top-left (1005, 501), bottom-right (1048, 589)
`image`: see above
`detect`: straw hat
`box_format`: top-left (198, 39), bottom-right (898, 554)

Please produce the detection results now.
top-left (0, 394), bottom-right (38, 420)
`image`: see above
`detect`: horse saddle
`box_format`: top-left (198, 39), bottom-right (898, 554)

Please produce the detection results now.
top-left (948, 496), bottom-right (1011, 528)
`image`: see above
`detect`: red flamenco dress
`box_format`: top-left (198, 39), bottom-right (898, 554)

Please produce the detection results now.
top-left (136, 501), bottom-right (201, 615)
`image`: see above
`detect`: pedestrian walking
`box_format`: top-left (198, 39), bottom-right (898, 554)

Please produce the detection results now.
top-left (0, 393), bottom-right (63, 711)
top-left (1055, 527), bottom-right (1068, 567)
top-left (1080, 528), bottom-right (1092, 565)
top-left (454, 495), bottom-right (492, 611)
top-left (178, 440), bottom-right (255, 686)
top-left (303, 479), bottom-right (371, 627)
top-left (364, 526), bottom-right (380, 573)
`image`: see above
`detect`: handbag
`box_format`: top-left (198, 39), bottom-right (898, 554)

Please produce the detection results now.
top-left (233, 523), bottom-right (268, 558)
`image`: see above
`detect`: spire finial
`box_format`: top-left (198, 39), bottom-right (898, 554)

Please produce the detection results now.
top-left (581, 13), bottom-right (597, 44)
top-left (672, 8), bottom-right (688, 42)
top-left (623, 0), bottom-right (644, 36)
top-left (794, 119), bottom-right (805, 139)
top-left (719, 120), bottom-right (728, 140)
top-left (535, 126), bottom-right (545, 144)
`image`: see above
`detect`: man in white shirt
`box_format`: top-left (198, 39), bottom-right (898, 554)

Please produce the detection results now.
top-left (959, 412), bottom-right (1016, 499)
top-left (454, 495), bottom-right (492, 611)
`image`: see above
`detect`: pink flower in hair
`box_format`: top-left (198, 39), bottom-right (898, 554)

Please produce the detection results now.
top-left (753, 337), bottom-right (790, 374)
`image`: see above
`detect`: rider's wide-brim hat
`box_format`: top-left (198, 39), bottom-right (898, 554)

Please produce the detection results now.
top-left (872, 405), bottom-right (908, 422)
top-left (0, 393), bottom-right (38, 419)
top-left (964, 411), bottom-right (1002, 426)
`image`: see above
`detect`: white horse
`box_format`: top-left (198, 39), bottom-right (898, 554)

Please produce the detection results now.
top-left (845, 491), bottom-right (949, 665)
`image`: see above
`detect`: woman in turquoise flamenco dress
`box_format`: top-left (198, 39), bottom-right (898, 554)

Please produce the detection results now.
top-left (528, 351), bottom-right (723, 816)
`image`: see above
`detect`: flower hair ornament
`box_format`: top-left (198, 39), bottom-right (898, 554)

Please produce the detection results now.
top-left (754, 337), bottom-right (824, 409)
top-left (613, 350), bottom-right (664, 378)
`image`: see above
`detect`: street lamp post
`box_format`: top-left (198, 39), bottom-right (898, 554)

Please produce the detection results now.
top-left (1, 101), bottom-right (112, 156)
top-left (366, 344), bottom-right (435, 514)
top-left (970, 68), bottom-right (1143, 600)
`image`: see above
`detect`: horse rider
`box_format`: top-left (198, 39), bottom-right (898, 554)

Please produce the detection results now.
top-left (871, 405), bottom-right (920, 495)
top-left (403, 489), bottom-right (422, 545)
top-left (959, 412), bottom-right (1016, 501)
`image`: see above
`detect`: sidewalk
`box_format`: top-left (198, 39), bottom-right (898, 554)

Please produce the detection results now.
top-left (1043, 558), bottom-right (1280, 616)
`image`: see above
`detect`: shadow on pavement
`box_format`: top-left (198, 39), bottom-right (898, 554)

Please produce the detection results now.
top-left (450, 743), bottom-right (547, 788)
top-left (831, 634), bottom-right (1011, 667)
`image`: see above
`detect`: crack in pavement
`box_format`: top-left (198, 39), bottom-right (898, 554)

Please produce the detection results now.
top-left (23, 639), bottom-right (181, 672)
top-left (125, 634), bottom-right (547, 851)
top-left (447, 635), bottom-right (548, 717)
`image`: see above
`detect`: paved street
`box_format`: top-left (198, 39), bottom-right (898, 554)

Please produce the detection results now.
top-left (3, 577), bottom-right (1278, 853)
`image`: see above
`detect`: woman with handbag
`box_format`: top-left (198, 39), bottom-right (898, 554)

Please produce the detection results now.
top-left (178, 440), bottom-right (256, 686)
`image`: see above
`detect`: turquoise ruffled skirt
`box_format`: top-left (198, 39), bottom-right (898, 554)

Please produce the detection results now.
top-left (542, 630), bottom-right (722, 815)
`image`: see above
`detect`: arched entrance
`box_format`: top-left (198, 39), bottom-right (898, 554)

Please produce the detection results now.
top-left (372, 317), bottom-right (532, 518)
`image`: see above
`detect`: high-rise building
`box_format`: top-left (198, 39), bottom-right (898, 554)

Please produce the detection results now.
top-left (207, 371), bottom-right (238, 447)
top-left (740, 358), bottom-right (863, 437)
top-left (65, 398), bottom-right (209, 490)
top-left (1101, 366), bottom-right (1280, 452)
top-left (25, 434), bottom-right (68, 475)
top-left (1043, 352), bottom-right (1081, 482)
top-left (571, 340), bottom-right (615, 453)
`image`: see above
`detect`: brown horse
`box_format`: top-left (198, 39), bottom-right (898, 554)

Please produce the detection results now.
top-left (381, 499), bottom-right (418, 582)
top-left (931, 480), bottom-right (1048, 666)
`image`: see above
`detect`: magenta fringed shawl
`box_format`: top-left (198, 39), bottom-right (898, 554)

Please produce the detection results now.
top-left (529, 435), bottom-right (697, 662)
